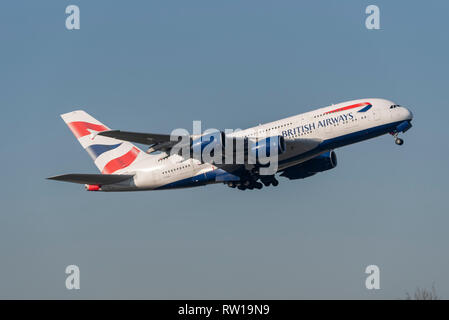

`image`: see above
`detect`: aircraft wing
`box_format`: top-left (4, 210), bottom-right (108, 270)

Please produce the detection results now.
top-left (216, 137), bottom-right (323, 174)
top-left (98, 129), bottom-right (322, 165)
top-left (47, 173), bottom-right (134, 185)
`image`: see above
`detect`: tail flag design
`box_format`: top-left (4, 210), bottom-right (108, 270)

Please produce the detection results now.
top-left (101, 146), bottom-right (140, 174)
top-left (61, 110), bottom-right (147, 174)
top-left (66, 121), bottom-right (109, 139)
top-left (86, 143), bottom-right (122, 159)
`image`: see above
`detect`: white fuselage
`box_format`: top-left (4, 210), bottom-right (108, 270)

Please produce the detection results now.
top-left (101, 98), bottom-right (413, 191)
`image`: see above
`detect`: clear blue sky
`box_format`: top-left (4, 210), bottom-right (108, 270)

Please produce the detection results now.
top-left (0, 0), bottom-right (448, 299)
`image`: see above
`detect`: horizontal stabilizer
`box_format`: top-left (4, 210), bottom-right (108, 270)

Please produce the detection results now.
top-left (47, 173), bottom-right (134, 185)
top-left (98, 130), bottom-right (175, 145)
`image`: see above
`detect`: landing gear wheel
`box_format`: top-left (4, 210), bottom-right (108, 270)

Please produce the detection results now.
top-left (262, 181), bottom-right (271, 187)
top-left (237, 185), bottom-right (246, 191)
top-left (254, 182), bottom-right (263, 190)
top-left (395, 138), bottom-right (404, 145)
top-left (272, 179), bottom-right (279, 187)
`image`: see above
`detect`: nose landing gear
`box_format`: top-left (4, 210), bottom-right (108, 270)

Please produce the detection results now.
top-left (391, 132), bottom-right (404, 146)
top-left (395, 137), bottom-right (404, 145)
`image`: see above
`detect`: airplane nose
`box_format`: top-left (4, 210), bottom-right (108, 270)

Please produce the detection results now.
top-left (405, 108), bottom-right (413, 120)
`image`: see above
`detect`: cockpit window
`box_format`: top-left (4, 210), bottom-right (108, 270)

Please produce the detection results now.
top-left (390, 104), bottom-right (401, 109)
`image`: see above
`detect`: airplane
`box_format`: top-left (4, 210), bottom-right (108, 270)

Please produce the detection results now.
top-left (48, 98), bottom-right (413, 191)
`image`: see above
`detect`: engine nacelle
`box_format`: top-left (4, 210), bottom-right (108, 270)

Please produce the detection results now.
top-left (190, 133), bottom-right (286, 165)
top-left (249, 136), bottom-right (286, 161)
top-left (280, 150), bottom-right (337, 180)
top-left (191, 130), bottom-right (225, 157)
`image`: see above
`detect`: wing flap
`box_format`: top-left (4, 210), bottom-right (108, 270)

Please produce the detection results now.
top-left (47, 173), bottom-right (134, 185)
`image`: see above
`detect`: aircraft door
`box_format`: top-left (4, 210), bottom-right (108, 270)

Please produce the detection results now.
top-left (325, 117), bottom-right (333, 136)
top-left (371, 107), bottom-right (380, 121)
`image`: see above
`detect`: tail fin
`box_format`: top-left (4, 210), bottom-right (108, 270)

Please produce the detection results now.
top-left (61, 110), bottom-right (148, 174)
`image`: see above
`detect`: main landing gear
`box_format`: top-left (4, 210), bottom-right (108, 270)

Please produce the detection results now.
top-left (227, 176), bottom-right (278, 191)
top-left (261, 176), bottom-right (278, 187)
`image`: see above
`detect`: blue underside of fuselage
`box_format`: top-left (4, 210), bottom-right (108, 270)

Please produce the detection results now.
top-left (156, 120), bottom-right (409, 190)
top-left (156, 168), bottom-right (240, 190)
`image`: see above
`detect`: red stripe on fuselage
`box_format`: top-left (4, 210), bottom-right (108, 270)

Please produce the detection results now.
top-left (102, 147), bottom-right (140, 174)
top-left (324, 102), bottom-right (371, 114)
top-left (67, 121), bottom-right (109, 139)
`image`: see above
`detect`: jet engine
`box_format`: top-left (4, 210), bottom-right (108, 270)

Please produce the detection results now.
top-left (249, 136), bottom-right (286, 160)
top-left (191, 130), bottom-right (225, 156)
top-left (280, 150), bottom-right (337, 180)
top-left (190, 132), bottom-right (286, 165)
